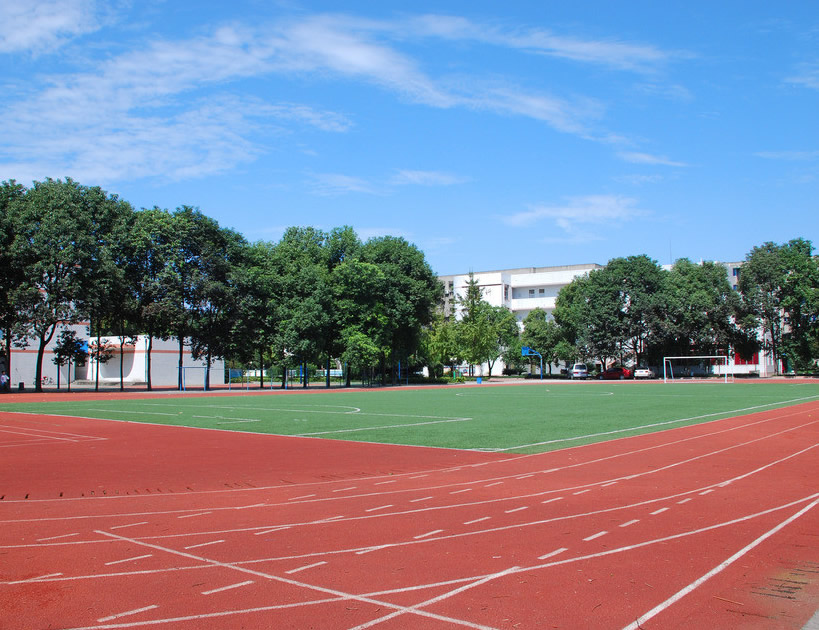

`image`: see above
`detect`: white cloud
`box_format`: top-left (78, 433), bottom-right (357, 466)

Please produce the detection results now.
top-left (785, 62), bottom-right (819, 90)
top-left (502, 195), bottom-right (645, 241)
top-left (391, 170), bottom-right (468, 186)
top-left (309, 173), bottom-right (381, 196)
top-left (408, 15), bottom-right (679, 73)
top-left (754, 150), bottom-right (819, 161)
top-left (0, 0), bottom-right (100, 54)
top-left (617, 151), bottom-right (689, 167)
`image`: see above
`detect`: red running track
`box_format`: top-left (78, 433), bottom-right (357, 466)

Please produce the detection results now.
top-left (0, 399), bottom-right (817, 629)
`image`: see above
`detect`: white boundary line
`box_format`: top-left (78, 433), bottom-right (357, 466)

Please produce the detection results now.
top-left (620, 497), bottom-right (819, 630)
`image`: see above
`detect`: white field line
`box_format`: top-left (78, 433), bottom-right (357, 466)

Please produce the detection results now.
top-left (92, 530), bottom-right (494, 630)
top-left (13, 493), bottom-right (818, 627)
top-left (621, 497), bottom-right (819, 630)
top-left (4, 432), bottom-right (815, 556)
top-left (619, 519), bottom-right (640, 528)
top-left (97, 605), bottom-right (159, 623)
top-left (583, 531), bottom-right (608, 541)
top-left (0, 423), bottom-right (107, 441)
top-left (37, 533), bottom-right (79, 542)
top-left (295, 417), bottom-right (471, 437)
top-left (285, 561), bottom-right (327, 574)
top-left (490, 394), bottom-right (819, 452)
top-left (202, 580), bottom-right (254, 595)
top-left (6, 401), bottom-right (814, 509)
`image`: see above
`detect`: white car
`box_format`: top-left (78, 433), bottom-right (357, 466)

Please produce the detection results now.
top-left (569, 363), bottom-right (588, 379)
top-left (634, 367), bottom-right (655, 379)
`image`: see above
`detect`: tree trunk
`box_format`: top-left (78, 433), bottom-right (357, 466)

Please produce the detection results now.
top-left (259, 347), bottom-right (265, 389)
top-left (119, 337), bottom-right (125, 391)
top-left (95, 330), bottom-right (102, 392)
top-left (326, 355), bottom-right (331, 388)
top-left (177, 332), bottom-right (184, 390)
top-left (146, 335), bottom-right (153, 391)
top-left (205, 350), bottom-right (211, 391)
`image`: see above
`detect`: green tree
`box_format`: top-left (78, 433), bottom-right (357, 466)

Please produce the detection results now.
top-left (740, 239), bottom-right (819, 372)
top-left (360, 236), bottom-right (442, 384)
top-left (522, 309), bottom-right (562, 376)
top-left (13, 179), bottom-right (107, 391)
top-left (0, 180), bottom-right (29, 380)
top-left (484, 305), bottom-right (519, 378)
top-left (455, 272), bottom-right (495, 376)
top-left (52, 329), bottom-right (87, 391)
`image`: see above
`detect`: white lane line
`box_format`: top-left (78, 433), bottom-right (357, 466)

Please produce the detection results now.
top-left (235, 503), bottom-right (266, 510)
top-left (464, 516), bottom-right (490, 525)
top-left (365, 505), bottom-right (392, 513)
top-left (254, 526), bottom-right (291, 536)
top-left (677, 498), bottom-right (693, 504)
top-left (516, 474), bottom-right (535, 480)
top-left (109, 522), bottom-right (148, 530)
top-left (184, 540), bottom-right (224, 550)
top-left (332, 487), bottom-right (356, 493)
top-left (619, 519), bottom-right (640, 528)
top-left (621, 497), bottom-right (819, 630)
top-left (409, 475), bottom-right (428, 479)
top-left (601, 481), bottom-right (618, 488)
top-left (583, 531), bottom-right (608, 541)
top-left (105, 554), bottom-right (153, 566)
top-left (9, 573), bottom-right (63, 584)
top-left (542, 497), bottom-right (564, 504)
top-left (414, 530), bottom-right (444, 540)
top-left (36, 532), bottom-right (79, 542)
top-left (374, 480), bottom-right (397, 486)
top-left (202, 580), bottom-right (254, 595)
top-left (484, 482), bottom-right (503, 488)
top-left (538, 547), bottom-right (568, 560)
top-left (504, 507), bottom-right (528, 514)
top-left (289, 494), bottom-right (316, 501)
top-left (699, 489), bottom-right (715, 496)
top-left (318, 515), bottom-right (345, 523)
top-left (409, 496), bottom-right (433, 503)
top-left (177, 512), bottom-right (212, 519)
top-left (573, 489), bottom-right (591, 495)
top-left (356, 545), bottom-right (389, 555)
top-left (450, 489), bottom-right (472, 495)
top-left (285, 561), bottom-right (327, 574)
top-left (98, 605), bottom-right (159, 623)
top-left (650, 507), bottom-right (670, 515)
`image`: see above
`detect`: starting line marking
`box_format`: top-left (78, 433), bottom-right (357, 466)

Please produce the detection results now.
top-left (109, 522), bottom-right (148, 530)
top-left (414, 529), bottom-right (444, 539)
top-left (98, 605), bottom-right (159, 623)
top-left (37, 533), bottom-right (79, 542)
top-left (202, 580), bottom-right (254, 595)
top-left (464, 517), bottom-right (490, 525)
top-left (538, 547), bottom-right (568, 560)
top-left (285, 561), bottom-right (327, 574)
top-left (583, 531), bottom-right (608, 541)
top-left (650, 507), bottom-right (670, 515)
top-left (177, 512), bottom-right (212, 519)
top-left (619, 519), bottom-right (640, 528)
top-left (409, 496), bottom-right (433, 503)
top-left (105, 554), bottom-right (153, 566)
top-left (184, 540), bottom-right (225, 550)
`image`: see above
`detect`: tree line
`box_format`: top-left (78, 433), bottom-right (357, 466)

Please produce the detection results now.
top-left (422, 246), bottom-right (818, 379)
top-left (0, 178), bottom-right (442, 391)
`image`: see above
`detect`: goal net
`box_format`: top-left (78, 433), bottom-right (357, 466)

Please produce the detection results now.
top-left (662, 355), bottom-right (733, 383)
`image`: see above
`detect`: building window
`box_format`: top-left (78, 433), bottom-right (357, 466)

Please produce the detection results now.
top-left (538, 288), bottom-right (545, 295)
top-left (732, 268), bottom-right (740, 277)
top-left (528, 289), bottom-right (535, 297)
top-left (504, 285), bottom-right (509, 301)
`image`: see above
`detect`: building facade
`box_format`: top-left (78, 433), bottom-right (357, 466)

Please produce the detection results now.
top-left (439, 261), bottom-right (779, 378)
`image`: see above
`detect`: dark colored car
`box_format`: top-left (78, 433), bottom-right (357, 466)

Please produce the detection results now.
top-left (600, 366), bottom-right (632, 380)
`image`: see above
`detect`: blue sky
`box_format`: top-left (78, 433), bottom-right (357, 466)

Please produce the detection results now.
top-left (1, 1), bottom-right (817, 275)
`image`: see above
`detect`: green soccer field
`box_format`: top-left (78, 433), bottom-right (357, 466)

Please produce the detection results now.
top-left (3, 381), bottom-right (818, 453)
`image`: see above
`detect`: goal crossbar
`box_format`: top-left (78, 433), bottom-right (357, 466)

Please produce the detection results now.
top-left (662, 355), bottom-right (732, 383)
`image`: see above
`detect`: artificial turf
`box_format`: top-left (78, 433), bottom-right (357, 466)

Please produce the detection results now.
top-left (2, 381), bottom-right (817, 453)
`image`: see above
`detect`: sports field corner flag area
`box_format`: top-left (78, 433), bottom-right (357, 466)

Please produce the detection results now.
top-left (1, 379), bottom-right (817, 629)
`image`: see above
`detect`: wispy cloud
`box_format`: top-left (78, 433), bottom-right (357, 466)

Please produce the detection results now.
top-left (617, 151), bottom-right (689, 167)
top-left (408, 15), bottom-right (680, 73)
top-left (0, 0), bottom-right (101, 54)
top-left (391, 170), bottom-right (468, 186)
top-left (785, 62), bottom-right (819, 90)
top-left (502, 194), bottom-right (646, 242)
top-left (754, 150), bottom-right (819, 161)
top-left (309, 173), bottom-right (382, 196)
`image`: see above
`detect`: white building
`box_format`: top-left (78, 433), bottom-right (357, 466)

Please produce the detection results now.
top-left (1, 324), bottom-right (225, 390)
top-left (439, 261), bottom-right (779, 378)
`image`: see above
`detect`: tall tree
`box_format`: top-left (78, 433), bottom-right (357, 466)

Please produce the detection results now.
top-left (360, 236), bottom-right (442, 384)
top-left (740, 239), bottom-right (819, 372)
top-left (13, 179), bottom-right (106, 391)
top-left (0, 180), bottom-right (29, 381)
top-left (522, 308), bottom-right (563, 376)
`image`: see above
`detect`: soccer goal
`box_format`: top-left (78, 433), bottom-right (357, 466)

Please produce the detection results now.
top-left (662, 355), bottom-right (733, 383)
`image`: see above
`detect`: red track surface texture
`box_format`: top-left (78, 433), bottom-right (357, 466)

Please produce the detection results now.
top-left (1, 399), bottom-right (818, 629)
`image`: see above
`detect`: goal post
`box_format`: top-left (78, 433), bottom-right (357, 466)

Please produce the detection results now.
top-left (662, 355), bottom-right (732, 383)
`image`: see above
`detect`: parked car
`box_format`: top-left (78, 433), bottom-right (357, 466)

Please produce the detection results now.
top-left (600, 366), bottom-right (632, 380)
top-left (569, 363), bottom-right (588, 379)
top-left (634, 367), bottom-right (655, 379)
